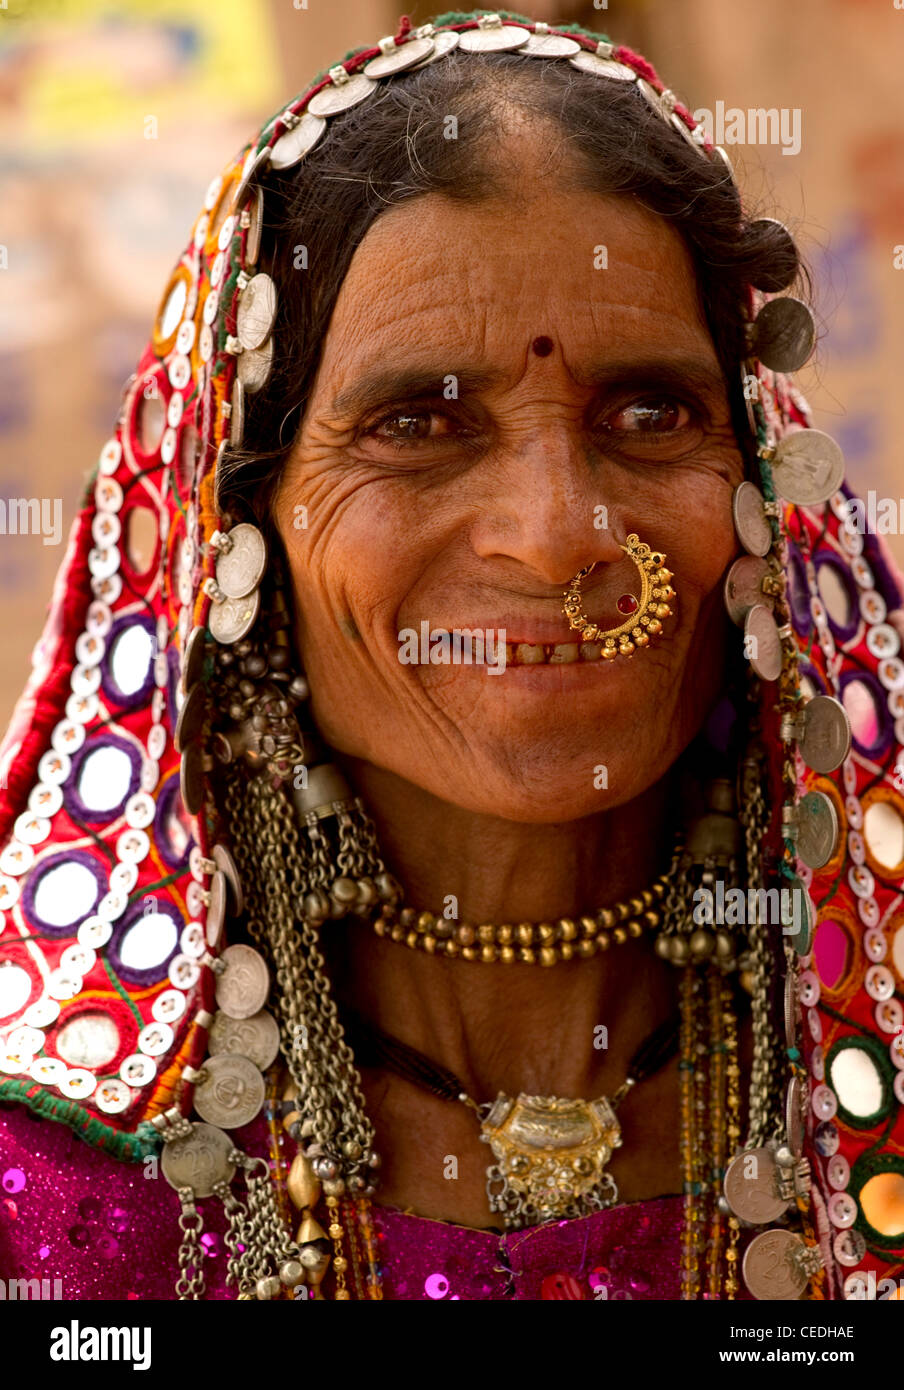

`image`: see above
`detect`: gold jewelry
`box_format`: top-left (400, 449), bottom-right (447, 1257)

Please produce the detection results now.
top-left (342, 1008), bottom-right (681, 1231)
top-left (562, 532), bottom-right (675, 657)
top-left (371, 874), bottom-right (671, 965)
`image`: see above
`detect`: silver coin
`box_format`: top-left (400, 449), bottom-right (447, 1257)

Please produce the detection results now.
top-left (724, 555), bottom-right (771, 626)
top-left (174, 680), bottom-right (206, 753)
top-left (363, 37), bottom-right (435, 77)
top-left (750, 296), bottom-right (815, 373)
top-left (785, 1074), bottom-right (804, 1158)
top-left (521, 33), bottom-right (581, 57)
top-left (213, 844), bottom-right (244, 916)
top-left (215, 522), bottom-right (268, 600)
top-left (237, 337), bottom-right (273, 395)
top-left (179, 741), bottom-right (205, 816)
top-left (235, 272), bottom-right (277, 351)
top-left (671, 110), bottom-right (705, 150)
top-left (161, 1121), bottom-right (236, 1197)
top-left (269, 112), bottom-right (327, 170)
top-left (231, 147), bottom-right (270, 217)
top-left (713, 145), bottom-right (734, 177)
top-left (723, 1148), bottom-right (788, 1224)
top-left (205, 869), bottom-right (227, 950)
top-left (637, 77), bottom-right (667, 120)
top-left (181, 624), bottom-right (207, 693)
top-left (732, 481), bottom-right (773, 557)
top-left (207, 588), bottom-right (261, 645)
top-left (784, 970), bottom-right (799, 1047)
top-left (744, 604), bottom-right (783, 681)
top-left (193, 1053), bottom-right (265, 1129)
top-left (208, 1008), bottom-right (281, 1071)
top-left (407, 29), bottom-right (460, 68)
top-left (770, 429), bottom-right (845, 507)
top-left (798, 694), bottom-right (851, 774)
top-left (244, 185), bottom-right (264, 267)
top-left (307, 72), bottom-right (376, 117)
top-left (215, 943), bottom-right (270, 1020)
top-left (743, 1229), bottom-right (808, 1301)
top-left (458, 24), bottom-right (530, 53)
top-left (570, 51), bottom-right (636, 81)
top-left (796, 789), bottom-right (840, 870)
top-left (748, 218), bottom-right (799, 293)
top-left (782, 876), bottom-right (815, 957)
top-left (230, 378), bottom-right (244, 449)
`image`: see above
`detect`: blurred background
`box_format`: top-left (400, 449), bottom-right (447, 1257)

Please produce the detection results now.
top-left (0, 0), bottom-right (902, 728)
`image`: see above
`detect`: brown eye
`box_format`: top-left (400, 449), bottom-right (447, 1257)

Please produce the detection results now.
top-left (607, 398), bottom-right (688, 433)
top-left (375, 410), bottom-right (443, 441)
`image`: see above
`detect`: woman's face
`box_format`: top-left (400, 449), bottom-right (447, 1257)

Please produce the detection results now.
top-left (274, 164), bottom-right (745, 822)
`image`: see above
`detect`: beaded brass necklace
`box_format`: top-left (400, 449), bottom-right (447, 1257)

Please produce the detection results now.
top-left (370, 866), bottom-right (672, 965)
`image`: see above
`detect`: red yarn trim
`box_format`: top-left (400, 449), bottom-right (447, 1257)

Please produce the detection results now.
top-left (615, 46), bottom-right (659, 85)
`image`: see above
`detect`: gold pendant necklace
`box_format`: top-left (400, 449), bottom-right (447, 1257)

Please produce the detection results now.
top-left (341, 1009), bottom-right (680, 1232)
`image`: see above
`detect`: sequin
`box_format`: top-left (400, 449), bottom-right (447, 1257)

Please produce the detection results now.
top-left (814, 1120), bottom-right (840, 1157)
top-left (424, 1272), bottom-right (449, 1299)
top-left (2, 1168), bottom-right (26, 1194)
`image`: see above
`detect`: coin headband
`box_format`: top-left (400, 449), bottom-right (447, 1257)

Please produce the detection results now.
top-left (0, 8), bottom-right (902, 1303)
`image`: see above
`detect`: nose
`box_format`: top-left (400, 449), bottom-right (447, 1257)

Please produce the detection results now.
top-left (469, 421), bottom-right (628, 587)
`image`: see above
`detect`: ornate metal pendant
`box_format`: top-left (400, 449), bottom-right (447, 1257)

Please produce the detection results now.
top-left (479, 1092), bottom-right (623, 1230)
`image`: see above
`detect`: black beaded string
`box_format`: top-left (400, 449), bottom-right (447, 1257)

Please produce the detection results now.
top-left (341, 1007), bottom-right (682, 1105)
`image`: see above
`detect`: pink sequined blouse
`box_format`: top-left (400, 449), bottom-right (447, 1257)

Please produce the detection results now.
top-left (0, 1103), bottom-right (695, 1301)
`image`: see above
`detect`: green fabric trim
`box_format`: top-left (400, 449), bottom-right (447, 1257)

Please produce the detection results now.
top-left (825, 1034), bottom-right (894, 1131)
top-left (0, 1079), bottom-right (162, 1163)
top-left (100, 955), bottom-right (146, 1031)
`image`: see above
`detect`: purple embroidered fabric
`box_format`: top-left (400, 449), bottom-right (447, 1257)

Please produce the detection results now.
top-left (0, 1104), bottom-right (704, 1301)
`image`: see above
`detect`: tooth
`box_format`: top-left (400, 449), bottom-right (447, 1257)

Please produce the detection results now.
top-left (504, 644), bottom-right (514, 665)
top-left (515, 643), bottom-right (546, 665)
top-left (580, 643), bottom-right (602, 662)
top-left (549, 643), bottom-right (579, 664)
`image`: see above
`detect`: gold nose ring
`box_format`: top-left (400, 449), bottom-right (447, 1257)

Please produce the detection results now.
top-left (562, 533), bottom-right (676, 659)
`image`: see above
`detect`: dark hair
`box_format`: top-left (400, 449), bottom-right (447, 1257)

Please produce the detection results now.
top-left (221, 49), bottom-right (806, 530)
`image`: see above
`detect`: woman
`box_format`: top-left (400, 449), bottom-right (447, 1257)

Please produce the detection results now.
top-left (0, 9), bottom-right (902, 1303)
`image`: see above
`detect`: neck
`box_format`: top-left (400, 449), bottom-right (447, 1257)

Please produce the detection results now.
top-left (323, 759), bottom-right (681, 1100)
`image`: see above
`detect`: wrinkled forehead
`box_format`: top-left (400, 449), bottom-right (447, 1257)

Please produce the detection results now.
top-left (311, 186), bottom-right (715, 408)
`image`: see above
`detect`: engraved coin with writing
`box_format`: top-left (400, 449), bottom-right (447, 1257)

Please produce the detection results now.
top-left (732, 481), bottom-right (773, 557)
top-left (770, 429), bottom-right (845, 507)
top-left (723, 1147), bottom-right (788, 1224)
top-left (363, 37), bottom-right (434, 76)
top-left (307, 73), bottom-right (376, 117)
top-left (269, 112), bottom-right (327, 170)
top-left (724, 555), bottom-right (771, 626)
top-left (744, 604), bottom-right (783, 682)
top-left (161, 1121), bottom-right (235, 1197)
top-left (235, 273), bottom-right (277, 352)
top-left (795, 790), bottom-right (840, 870)
top-left (193, 1053), bottom-right (266, 1129)
top-left (742, 1228), bottom-right (808, 1301)
top-left (214, 523), bottom-right (268, 601)
top-left (215, 943), bottom-right (270, 1019)
top-left (208, 589), bottom-right (261, 645)
top-left (798, 695), bottom-right (851, 775)
top-left (208, 1008), bottom-right (280, 1071)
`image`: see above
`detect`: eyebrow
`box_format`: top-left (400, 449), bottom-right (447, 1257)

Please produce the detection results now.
top-left (328, 354), bottom-right (729, 418)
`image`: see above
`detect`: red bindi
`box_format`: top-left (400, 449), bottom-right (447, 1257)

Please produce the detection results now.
top-left (531, 336), bottom-right (554, 357)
